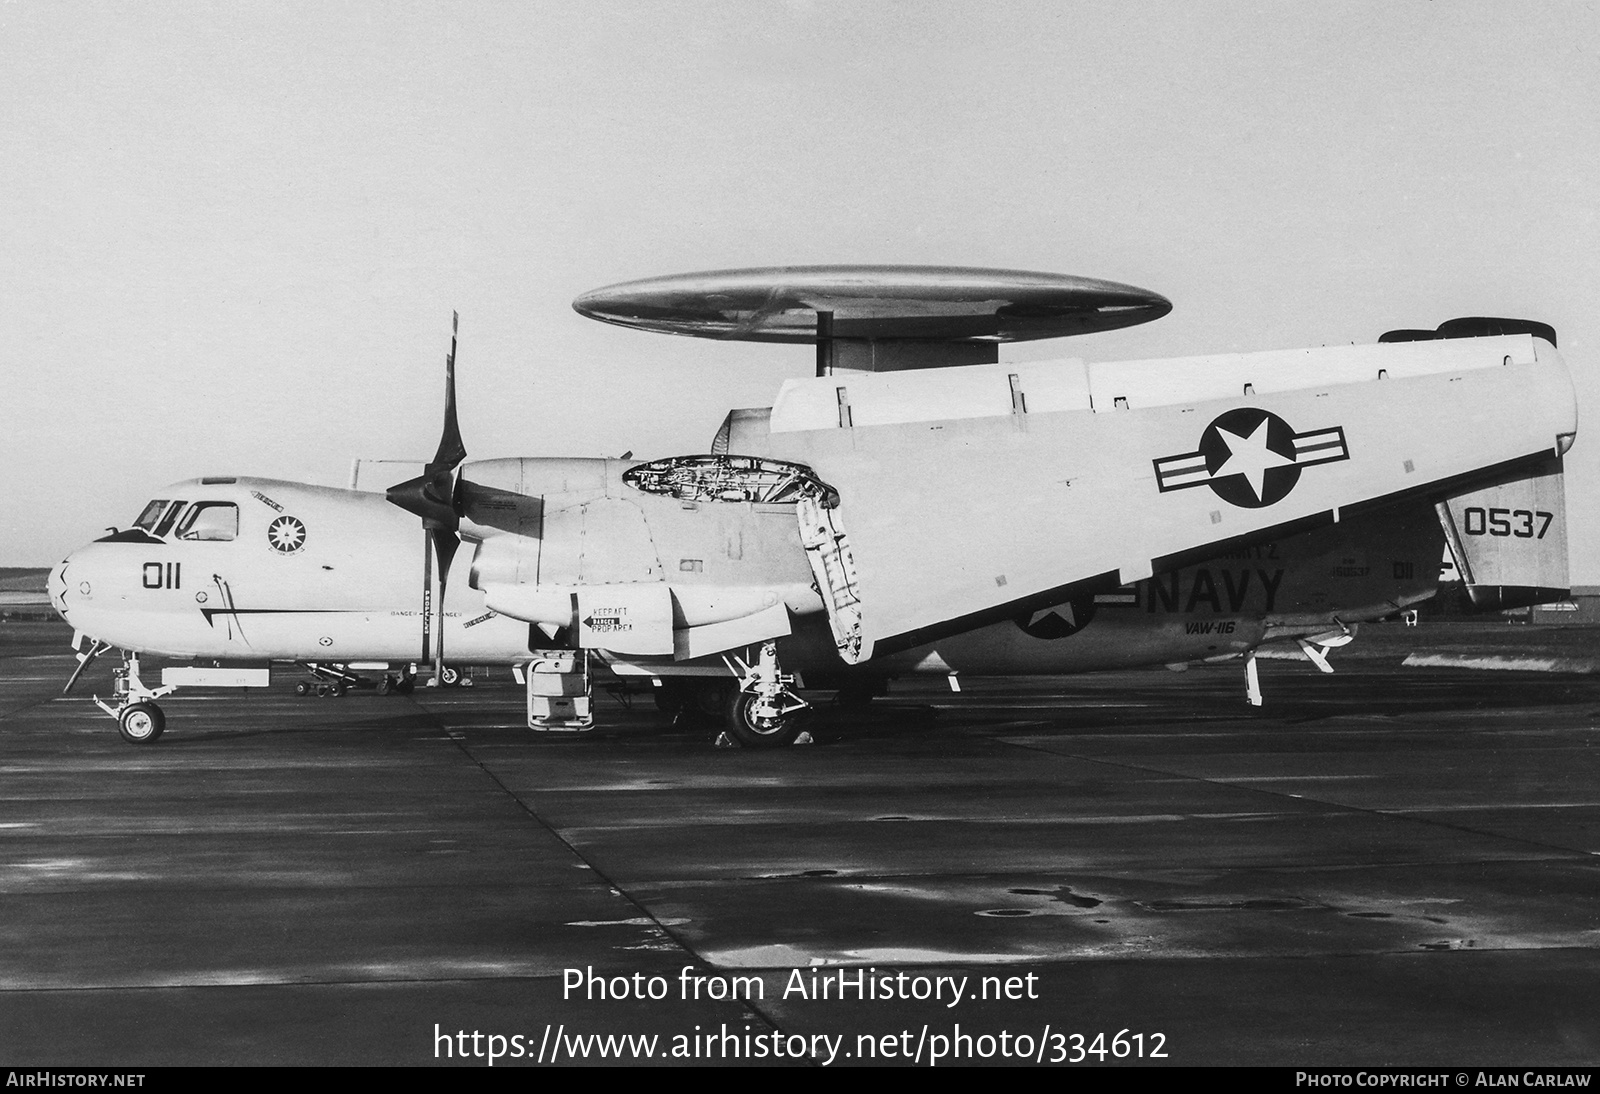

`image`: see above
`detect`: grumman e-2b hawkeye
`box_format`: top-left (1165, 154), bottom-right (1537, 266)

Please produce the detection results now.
top-left (50, 266), bottom-right (1575, 747)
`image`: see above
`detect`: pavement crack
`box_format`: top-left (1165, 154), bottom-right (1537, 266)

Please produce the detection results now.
top-left (409, 702), bottom-right (794, 1046)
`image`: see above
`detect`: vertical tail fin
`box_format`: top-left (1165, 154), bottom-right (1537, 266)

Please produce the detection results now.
top-left (1437, 457), bottom-right (1569, 611)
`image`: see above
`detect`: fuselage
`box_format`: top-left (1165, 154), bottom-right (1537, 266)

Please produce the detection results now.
top-left (51, 471), bottom-right (1444, 678)
top-left (52, 478), bottom-right (535, 663)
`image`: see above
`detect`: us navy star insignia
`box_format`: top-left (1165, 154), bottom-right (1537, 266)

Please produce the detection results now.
top-left (1029, 604), bottom-right (1077, 628)
top-left (1153, 408), bottom-right (1350, 508)
top-left (1016, 595), bottom-right (1098, 639)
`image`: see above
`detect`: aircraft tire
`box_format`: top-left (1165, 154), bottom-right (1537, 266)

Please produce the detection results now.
top-left (376, 675), bottom-right (394, 696)
top-left (294, 681), bottom-right (311, 697)
top-left (118, 702), bottom-right (165, 745)
top-left (440, 666), bottom-right (460, 687)
top-left (395, 678), bottom-right (415, 695)
top-left (725, 690), bottom-right (803, 749)
top-left (327, 682), bottom-right (345, 698)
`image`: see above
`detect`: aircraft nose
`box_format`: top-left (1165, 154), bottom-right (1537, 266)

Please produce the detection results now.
top-left (48, 557), bottom-right (72, 622)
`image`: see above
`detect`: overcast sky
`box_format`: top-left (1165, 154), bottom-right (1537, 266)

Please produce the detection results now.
top-left (4, 1), bottom-right (1598, 578)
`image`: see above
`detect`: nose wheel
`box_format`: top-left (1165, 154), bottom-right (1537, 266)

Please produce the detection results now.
top-left (117, 701), bottom-right (165, 744)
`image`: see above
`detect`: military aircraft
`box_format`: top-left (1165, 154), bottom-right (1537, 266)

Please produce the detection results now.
top-left (50, 267), bottom-right (1575, 748)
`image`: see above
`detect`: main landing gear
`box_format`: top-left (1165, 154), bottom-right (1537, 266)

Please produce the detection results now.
top-left (721, 640), bottom-right (811, 748)
top-left (648, 643), bottom-right (812, 747)
top-left (93, 651), bottom-right (175, 745)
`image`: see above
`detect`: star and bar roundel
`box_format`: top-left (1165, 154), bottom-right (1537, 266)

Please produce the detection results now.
top-left (1153, 408), bottom-right (1350, 508)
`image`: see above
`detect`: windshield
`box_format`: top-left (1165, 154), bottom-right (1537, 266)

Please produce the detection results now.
top-left (131, 500), bottom-right (189, 538)
top-left (132, 500), bottom-right (168, 532)
top-left (152, 501), bottom-right (186, 537)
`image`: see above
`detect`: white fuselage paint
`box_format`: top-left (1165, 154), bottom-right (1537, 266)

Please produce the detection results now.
top-left (53, 479), bottom-right (534, 663)
top-left (51, 475), bottom-right (1445, 682)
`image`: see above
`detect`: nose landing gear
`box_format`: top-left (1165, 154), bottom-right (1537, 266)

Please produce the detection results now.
top-left (92, 651), bottom-right (176, 745)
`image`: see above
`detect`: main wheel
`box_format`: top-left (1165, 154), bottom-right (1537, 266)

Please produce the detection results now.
top-left (376, 675), bottom-right (395, 696)
top-left (118, 702), bottom-right (165, 745)
top-left (294, 681), bottom-right (311, 696)
top-left (725, 690), bottom-right (803, 748)
top-left (326, 681), bottom-right (345, 698)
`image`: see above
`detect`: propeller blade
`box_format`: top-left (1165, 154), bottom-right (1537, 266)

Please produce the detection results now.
top-left (386, 312), bottom-right (467, 528)
top-left (433, 311), bottom-right (467, 471)
top-left (420, 529), bottom-right (434, 667)
top-left (390, 313), bottom-right (470, 687)
top-left (431, 527), bottom-right (461, 686)
top-left (433, 525), bottom-right (461, 578)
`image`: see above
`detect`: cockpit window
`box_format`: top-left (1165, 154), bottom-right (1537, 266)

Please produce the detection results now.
top-left (131, 499), bottom-right (190, 538)
top-left (152, 500), bottom-right (186, 537)
top-left (175, 502), bottom-right (239, 542)
top-left (133, 500), bottom-right (169, 532)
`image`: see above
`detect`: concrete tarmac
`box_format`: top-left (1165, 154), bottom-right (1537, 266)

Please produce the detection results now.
top-left (2, 621), bottom-right (1599, 1066)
